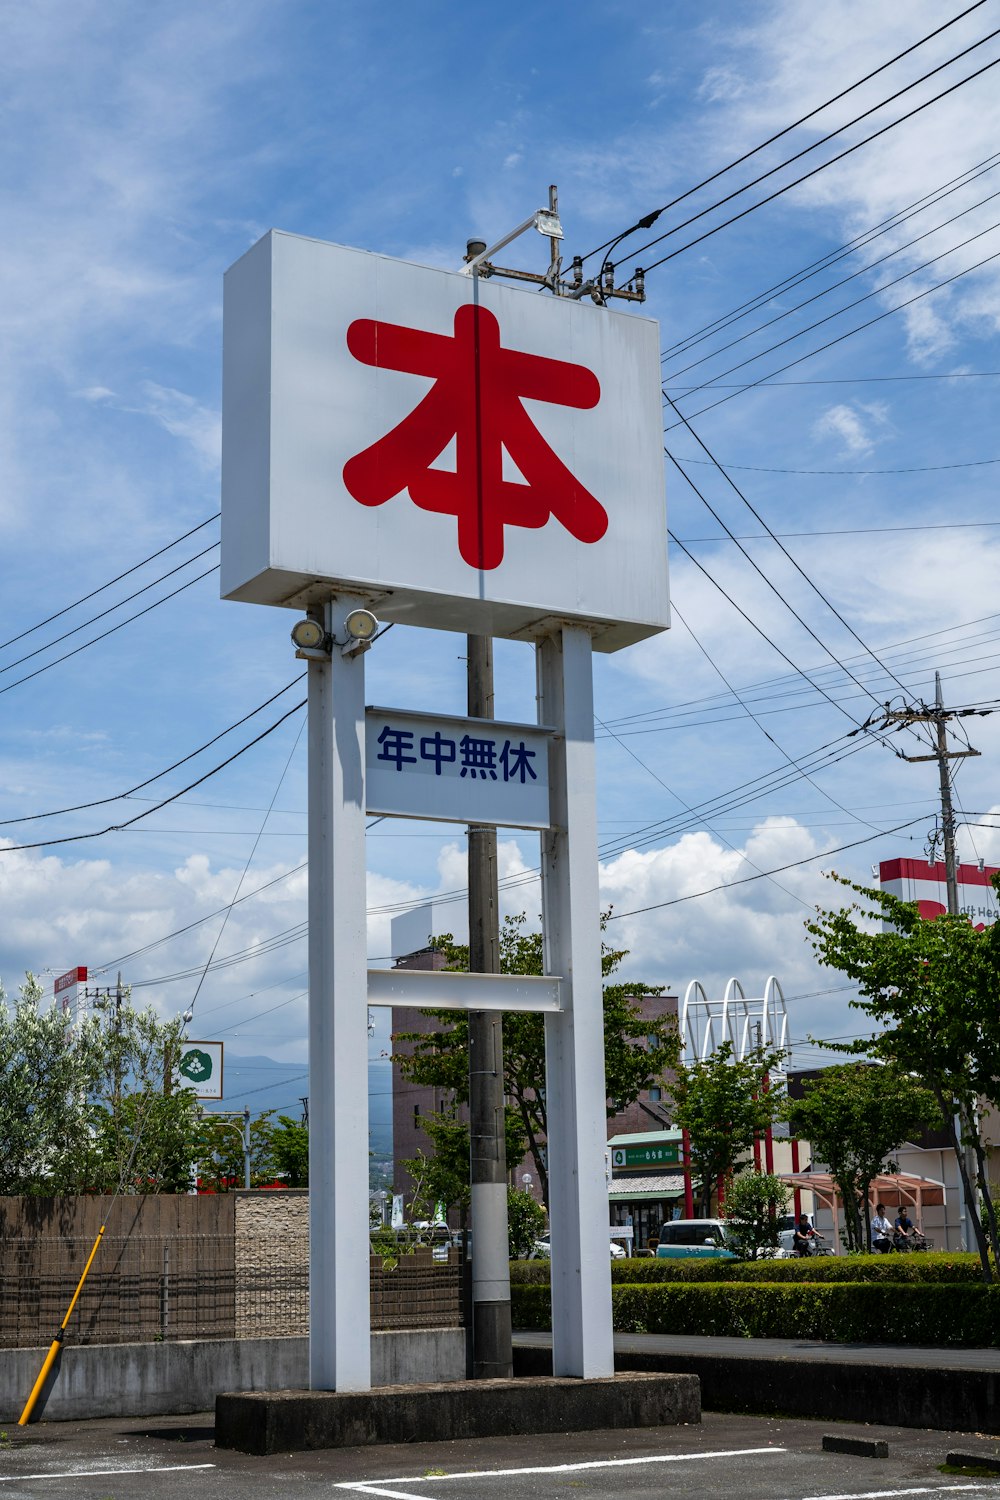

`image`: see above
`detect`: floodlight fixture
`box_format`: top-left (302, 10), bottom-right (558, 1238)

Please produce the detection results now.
top-left (291, 616), bottom-right (332, 661)
top-left (344, 608), bottom-right (379, 642)
top-left (460, 206), bottom-right (564, 276)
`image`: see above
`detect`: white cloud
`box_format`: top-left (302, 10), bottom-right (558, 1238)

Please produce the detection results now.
top-left (133, 382), bottom-right (221, 471)
top-left (812, 399), bottom-right (891, 455)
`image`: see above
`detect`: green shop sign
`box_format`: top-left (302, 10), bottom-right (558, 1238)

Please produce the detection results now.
top-left (611, 1142), bottom-right (680, 1170)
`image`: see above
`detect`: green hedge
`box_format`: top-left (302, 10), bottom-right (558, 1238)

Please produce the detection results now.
top-left (511, 1279), bottom-right (1000, 1346)
top-left (509, 1251), bottom-right (983, 1287)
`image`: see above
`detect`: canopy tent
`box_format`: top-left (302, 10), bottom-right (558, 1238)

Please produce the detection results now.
top-left (780, 1169), bottom-right (946, 1249)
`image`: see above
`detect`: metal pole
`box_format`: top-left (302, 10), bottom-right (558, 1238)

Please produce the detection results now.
top-left (307, 595), bottom-right (371, 1391)
top-left (467, 632), bottom-right (513, 1379)
top-left (537, 626), bottom-right (614, 1377)
top-left (243, 1106), bottom-right (251, 1191)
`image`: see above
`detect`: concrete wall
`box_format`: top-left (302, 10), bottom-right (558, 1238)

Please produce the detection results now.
top-left (0, 1329), bottom-right (467, 1424)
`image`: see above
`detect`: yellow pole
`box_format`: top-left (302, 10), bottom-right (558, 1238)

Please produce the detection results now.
top-left (18, 1223), bottom-right (107, 1425)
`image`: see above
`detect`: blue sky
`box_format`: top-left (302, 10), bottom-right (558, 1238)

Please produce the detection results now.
top-left (2, 0), bottom-right (999, 1117)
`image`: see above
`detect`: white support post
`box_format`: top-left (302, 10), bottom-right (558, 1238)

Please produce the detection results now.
top-left (537, 625), bottom-right (614, 1378)
top-left (307, 595), bottom-right (371, 1391)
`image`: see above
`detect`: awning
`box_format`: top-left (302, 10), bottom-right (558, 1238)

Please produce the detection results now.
top-left (608, 1173), bottom-right (687, 1201)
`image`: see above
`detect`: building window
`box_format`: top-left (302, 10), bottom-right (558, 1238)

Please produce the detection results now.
top-left (413, 1104), bottom-right (420, 1122)
top-left (648, 1086), bottom-right (662, 1102)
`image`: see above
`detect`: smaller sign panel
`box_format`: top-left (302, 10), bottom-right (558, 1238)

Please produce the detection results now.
top-left (880, 857), bottom-right (1000, 929)
top-left (611, 1141), bottom-right (680, 1170)
top-left (54, 966), bottom-right (87, 1020)
top-left (177, 1040), bottom-right (224, 1100)
top-left (366, 707), bottom-right (551, 829)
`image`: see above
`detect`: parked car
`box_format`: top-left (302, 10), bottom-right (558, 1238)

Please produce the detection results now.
top-left (654, 1219), bottom-right (738, 1260)
top-left (527, 1235), bottom-right (627, 1260)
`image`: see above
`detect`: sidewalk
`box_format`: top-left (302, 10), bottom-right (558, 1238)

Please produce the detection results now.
top-left (513, 1331), bottom-right (1000, 1433)
top-left (515, 1329), bottom-right (1000, 1370)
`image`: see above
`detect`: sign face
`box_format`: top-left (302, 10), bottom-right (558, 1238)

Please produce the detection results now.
top-left (880, 858), bottom-right (1000, 929)
top-left (221, 231), bottom-right (669, 652)
top-left (366, 707), bottom-right (550, 828)
top-left (177, 1040), bottom-right (224, 1100)
top-left (54, 966), bottom-right (87, 1018)
top-left (611, 1141), bottom-right (680, 1170)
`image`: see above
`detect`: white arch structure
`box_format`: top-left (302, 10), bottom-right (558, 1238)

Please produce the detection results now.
top-left (679, 976), bottom-right (789, 1070)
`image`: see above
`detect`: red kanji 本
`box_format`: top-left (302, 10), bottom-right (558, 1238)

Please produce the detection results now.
top-left (342, 304), bottom-right (608, 570)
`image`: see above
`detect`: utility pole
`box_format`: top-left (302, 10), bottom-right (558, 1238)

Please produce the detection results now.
top-left (878, 671), bottom-right (981, 916)
top-left (875, 670), bottom-right (981, 1251)
top-left (466, 632), bottom-right (513, 1378)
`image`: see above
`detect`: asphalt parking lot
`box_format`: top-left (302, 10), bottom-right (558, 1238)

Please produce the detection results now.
top-left (3, 1411), bottom-right (1000, 1500)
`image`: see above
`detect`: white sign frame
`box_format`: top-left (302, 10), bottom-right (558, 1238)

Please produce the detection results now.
top-left (221, 230), bottom-right (669, 652)
top-left (365, 706), bottom-right (551, 829)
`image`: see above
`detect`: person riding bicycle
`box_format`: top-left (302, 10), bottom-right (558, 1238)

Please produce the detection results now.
top-left (893, 1207), bottom-right (917, 1250)
top-left (792, 1213), bottom-right (819, 1256)
top-left (871, 1203), bottom-right (894, 1253)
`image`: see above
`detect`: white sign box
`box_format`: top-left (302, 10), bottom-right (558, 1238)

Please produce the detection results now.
top-left (366, 707), bottom-right (551, 828)
top-left (221, 230), bottom-right (669, 652)
top-left (176, 1040), bottom-right (224, 1100)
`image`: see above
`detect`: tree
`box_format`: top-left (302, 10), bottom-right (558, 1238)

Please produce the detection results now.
top-left (722, 1170), bottom-right (790, 1260)
top-left (667, 1041), bottom-right (785, 1216)
top-left (193, 1110), bottom-right (277, 1191)
top-left (270, 1114), bottom-right (309, 1187)
top-left (0, 974), bottom-right (106, 1193)
top-left (808, 872), bottom-right (1000, 1280)
top-left (393, 912), bottom-right (674, 1208)
top-left (507, 1186), bottom-right (545, 1258)
top-left (0, 975), bottom-right (200, 1194)
top-left (785, 1061), bottom-right (940, 1253)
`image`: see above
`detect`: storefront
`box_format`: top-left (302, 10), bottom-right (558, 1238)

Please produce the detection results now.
top-left (608, 1130), bottom-right (689, 1250)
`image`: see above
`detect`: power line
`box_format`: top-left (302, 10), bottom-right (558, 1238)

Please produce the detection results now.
top-left (637, 49), bottom-right (1000, 281)
top-left (668, 371), bottom-right (1000, 388)
top-left (664, 241), bottom-right (1000, 428)
top-left (0, 676), bottom-right (305, 826)
top-left (661, 151), bottom-right (1000, 362)
top-left (576, 1), bottom-right (989, 263)
top-left (0, 513), bottom-right (219, 653)
top-left (0, 542), bottom-right (219, 677)
top-left (671, 458), bottom-right (1000, 477)
top-left (664, 193), bottom-right (1000, 384)
top-left (665, 476), bottom-right (888, 725)
top-left (0, 699), bottom-right (305, 853)
top-left (665, 398), bottom-right (920, 710)
top-left (0, 564), bottom-right (219, 699)
top-left (605, 814), bottom-right (930, 922)
top-left (665, 214), bottom-right (1000, 396)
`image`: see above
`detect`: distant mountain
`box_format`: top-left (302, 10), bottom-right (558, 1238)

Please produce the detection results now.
top-left (201, 1050), bottom-right (393, 1157)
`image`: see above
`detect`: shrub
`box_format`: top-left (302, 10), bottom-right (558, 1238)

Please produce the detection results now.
top-left (607, 1251), bottom-right (984, 1285)
top-left (510, 1278), bottom-right (1000, 1346)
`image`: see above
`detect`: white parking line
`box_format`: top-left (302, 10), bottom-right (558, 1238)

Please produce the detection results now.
top-left (796, 1487), bottom-right (1000, 1500)
top-left (0, 1463), bottom-right (216, 1483)
top-left (335, 1446), bottom-right (787, 1494)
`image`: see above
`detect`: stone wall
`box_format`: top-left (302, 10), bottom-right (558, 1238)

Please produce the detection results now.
top-left (234, 1189), bottom-right (309, 1338)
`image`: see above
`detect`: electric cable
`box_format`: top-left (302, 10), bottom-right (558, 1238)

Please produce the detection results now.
top-left (0, 699), bottom-right (305, 853)
top-left (665, 477), bottom-right (895, 727)
top-left (663, 197), bottom-right (1000, 384)
top-left (670, 371), bottom-right (1000, 387)
top-left (661, 151), bottom-right (1000, 362)
top-left (0, 676), bottom-right (305, 826)
top-left (184, 716), bottom-right (306, 1028)
top-left (0, 513), bottom-right (219, 653)
top-left (673, 458), bottom-right (1000, 476)
top-left (670, 602), bottom-right (885, 834)
top-left (576, 0), bottom-right (989, 263)
top-left (664, 242), bottom-right (1000, 428)
top-left (634, 50), bottom-right (1000, 282)
top-left (605, 813), bottom-right (930, 922)
top-left (664, 216), bottom-right (1000, 394)
top-left (0, 564), bottom-right (219, 699)
top-left (0, 542), bottom-right (219, 677)
top-left (666, 399), bottom-right (927, 711)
